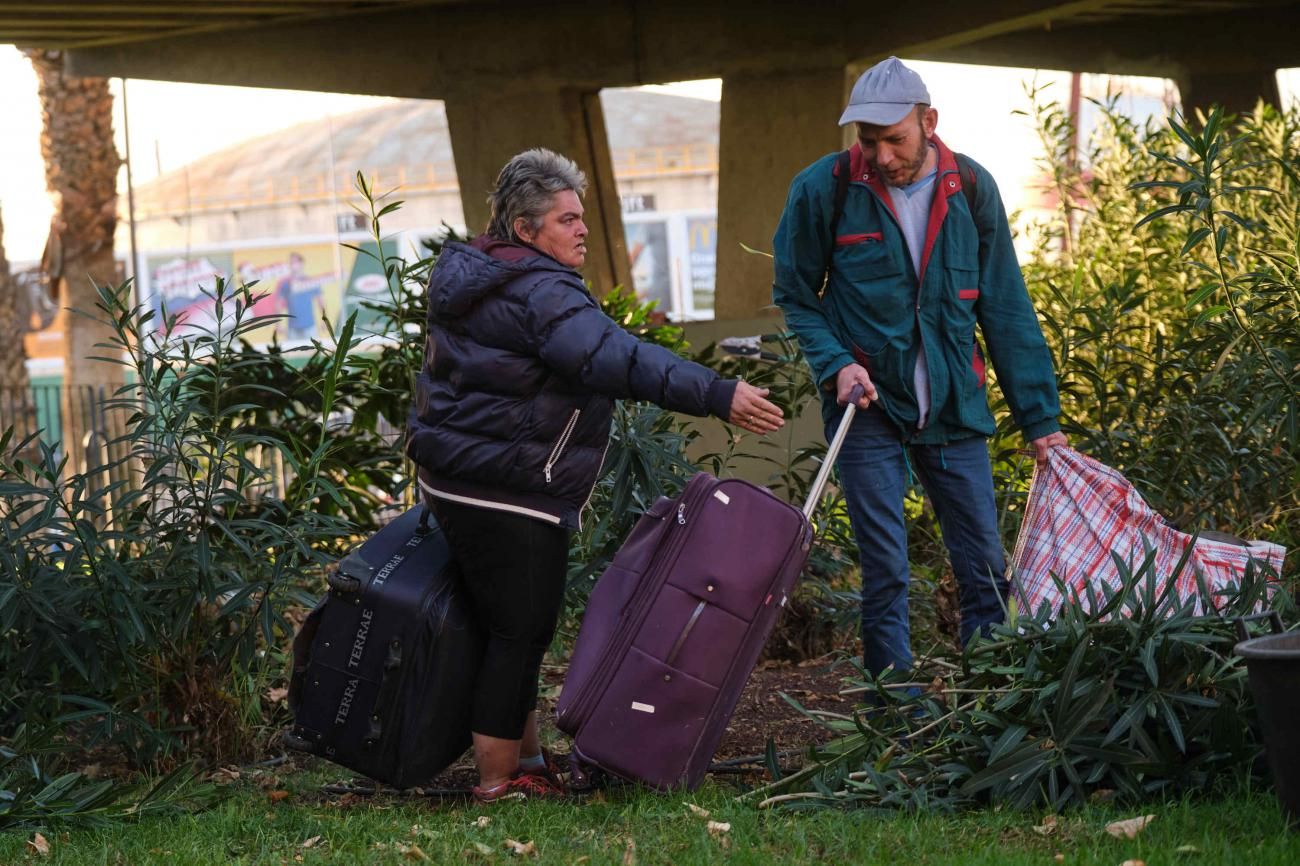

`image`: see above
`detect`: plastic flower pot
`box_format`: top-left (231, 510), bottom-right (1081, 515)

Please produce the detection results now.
top-left (1235, 612), bottom-right (1300, 830)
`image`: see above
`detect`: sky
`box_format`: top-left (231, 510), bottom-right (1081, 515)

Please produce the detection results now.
top-left (0, 46), bottom-right (394, 265)
top-left (1, 44), bottom-right (1297, 266)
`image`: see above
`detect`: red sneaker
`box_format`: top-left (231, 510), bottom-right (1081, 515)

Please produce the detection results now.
top-left (472, 771), bottom-right (565, 804)
top-left (517, 748), bottom-right (566, 791)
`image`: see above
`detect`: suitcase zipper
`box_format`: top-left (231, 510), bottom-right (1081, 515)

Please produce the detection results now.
top-left (561, 473), bottom-right (713, 728)
top-left (664, 600), bottom-right (707, 668)
top-left (543, 409), bottom-right (581, 484)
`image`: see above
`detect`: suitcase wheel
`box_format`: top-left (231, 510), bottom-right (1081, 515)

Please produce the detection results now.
top-left (567, 753), bottom-right (609, 794)
top-left (282, 730), bottom-right (316, 754)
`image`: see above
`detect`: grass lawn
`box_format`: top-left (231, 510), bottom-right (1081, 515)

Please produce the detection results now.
top-left (1, 763), bottom-right (1296, 865)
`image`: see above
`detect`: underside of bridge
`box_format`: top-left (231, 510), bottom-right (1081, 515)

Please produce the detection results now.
top-left (7, 0), bottom-right (1296, 318)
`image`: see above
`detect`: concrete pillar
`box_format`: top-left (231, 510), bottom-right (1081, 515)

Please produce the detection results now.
top-left (444, 88), bottom-right (632, 295)
top-left (714, 68), bottom-right (847, 321)
top-left (1176, 65), bottom-right (1281, 115)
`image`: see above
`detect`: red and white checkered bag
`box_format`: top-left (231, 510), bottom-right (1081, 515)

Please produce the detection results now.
top-left (1011, 448), bottom-right (1286, 617)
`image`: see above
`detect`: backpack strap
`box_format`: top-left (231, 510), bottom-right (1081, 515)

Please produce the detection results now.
top-left (825, 150), bottom-right (978, 285)
top-left (955, 152), bottom-right (978, 217)
top-left (823, 149), bottom-right (852, 287)
top-left (829, 149), bottom-right (853, 242)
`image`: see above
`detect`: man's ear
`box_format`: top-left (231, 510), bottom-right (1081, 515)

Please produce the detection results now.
top-left (921, 106), bottom-right (939, 139)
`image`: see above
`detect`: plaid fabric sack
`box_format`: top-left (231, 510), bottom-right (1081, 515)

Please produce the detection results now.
top-left (1011, 448), bottom-right (1286, 617)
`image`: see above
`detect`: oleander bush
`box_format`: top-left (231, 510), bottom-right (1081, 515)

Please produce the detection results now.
top-left (749, 557), bottom-right (1294, 812)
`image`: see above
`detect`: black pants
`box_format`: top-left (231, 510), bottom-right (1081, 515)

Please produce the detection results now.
top-left (431, 499), bottom-right (570, 740)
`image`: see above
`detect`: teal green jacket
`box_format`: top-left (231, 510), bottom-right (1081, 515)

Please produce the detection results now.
top-left (771, 135), bottom-right (1061, 444)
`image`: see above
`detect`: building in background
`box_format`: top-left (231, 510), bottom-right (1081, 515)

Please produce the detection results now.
top-left (118, 89), bottom-right (720, 355)
top-left (21, 72), bottom-right (1190, 378)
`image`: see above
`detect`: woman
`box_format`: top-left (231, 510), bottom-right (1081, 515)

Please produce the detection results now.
top-left (406, 147), bottom-right (784, 802)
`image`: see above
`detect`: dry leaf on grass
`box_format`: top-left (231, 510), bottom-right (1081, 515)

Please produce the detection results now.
top-left (1034, 815), bottom-right (1058, 836)
top-left (300, 835), bottom-right (322, 849)
top-left (1106, 815), bottom-right (1155, 839)
top-left (398, 843), bottom-right (430, 861)
top-left (472, 815), bottom-right (491, 829)
top-left (267, 789), bottom-right (291, 802)
top-left (465, 841), bottom-right (494, 858)
top-left (1054, 855), bottom-right (1064, 863)
top-left (27, 833), bottom-right (50, 857)
top-left (1090, 788), bottom-right (1117, 803)
top-left (686, 803), bottom-right (711, 819)
top-left (622, 837), bottom-right (636, 866)
top-left (266, 687), bottom-right (289, 704)
top-left (706, 821), bottom-right (731, 837)
top-left (504, 838), bottom-right (538, 857)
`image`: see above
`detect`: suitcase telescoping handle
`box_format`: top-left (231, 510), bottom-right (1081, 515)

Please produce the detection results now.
top-left (801, 383), bottom-right (865, 520)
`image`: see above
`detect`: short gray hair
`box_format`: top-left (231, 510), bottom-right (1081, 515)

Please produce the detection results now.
top-left (485, 148), bottom-right (588, 242)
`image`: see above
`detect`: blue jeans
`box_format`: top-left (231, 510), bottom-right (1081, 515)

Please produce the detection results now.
top-left (828, 404), bottom-right (1009, 676)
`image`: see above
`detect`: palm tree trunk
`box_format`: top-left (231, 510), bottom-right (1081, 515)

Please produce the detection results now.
top-left (0, 209), bottom-right (38, 450)
top-left (26, 49), bottom-right (124, 466)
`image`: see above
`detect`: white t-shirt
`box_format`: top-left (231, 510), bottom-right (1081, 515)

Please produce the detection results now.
top-left (886, 148), bottom-right (939, 430)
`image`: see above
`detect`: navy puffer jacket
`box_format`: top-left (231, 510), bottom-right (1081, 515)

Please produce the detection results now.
top-left (406, 238), bottom-right (737, 529)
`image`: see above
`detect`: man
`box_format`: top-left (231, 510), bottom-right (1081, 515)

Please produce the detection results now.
top-left (277, 251), bottom-right (322, 341)
top-left (772, 57), bottom-right (1066, 676)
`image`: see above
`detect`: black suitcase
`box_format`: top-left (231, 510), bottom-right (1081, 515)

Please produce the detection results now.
top-left (285, 506), bottom-right (484, 788)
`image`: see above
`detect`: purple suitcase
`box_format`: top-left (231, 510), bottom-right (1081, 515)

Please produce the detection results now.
top-left (555, 390), bottom-right (863, 790)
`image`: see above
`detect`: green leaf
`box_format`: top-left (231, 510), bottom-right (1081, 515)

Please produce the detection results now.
top-left (1185, 281), bottom-right (1220, 308)
top-left (1180, 227), bottom-right (1212, 255)
top-left (765, 737), bottom-right (783, 782)
top-left (1136, 204), bottom-right (1193, 229)
top-left (1194, 305), bottom-right (1230, 326)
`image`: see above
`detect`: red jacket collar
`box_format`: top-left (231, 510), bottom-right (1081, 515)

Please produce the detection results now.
top-left (470, 235), bottom-right (543, 263)
top-left (841, 133), bottom-right (959, 191)
top-left (836, 134), bottom-right (964, 286)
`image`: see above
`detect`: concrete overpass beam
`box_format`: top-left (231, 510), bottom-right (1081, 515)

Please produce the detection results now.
top-left (714, 68), bottom-right (846, 321)
top-left (1176, 65), bottom-right (1281, 116)
top-left (444, 88), bottom-right (632, 295)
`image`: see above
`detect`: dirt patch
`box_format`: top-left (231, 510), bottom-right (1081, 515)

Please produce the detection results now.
top-left (367, 657), bottom-right (859, 794)
top-left (713, 657), bottom-right (853, 762)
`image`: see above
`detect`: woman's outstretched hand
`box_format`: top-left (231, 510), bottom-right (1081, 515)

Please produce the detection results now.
top-left (728, 381), bottom-right (785, 435)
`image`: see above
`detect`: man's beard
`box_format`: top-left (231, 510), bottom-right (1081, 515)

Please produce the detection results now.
top-left (880, 138), bottom-right (930, 188)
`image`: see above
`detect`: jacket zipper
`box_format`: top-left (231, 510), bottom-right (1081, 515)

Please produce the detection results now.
top-left (543, 409), bottom-right (581, 484)
top-left (575, 435), bottom-right (612, 532)
top-left (860, 178), bottom-right (938, 439)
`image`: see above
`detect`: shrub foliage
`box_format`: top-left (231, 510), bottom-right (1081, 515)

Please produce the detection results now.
top-left (748, 561), bottom-right (1290, 812)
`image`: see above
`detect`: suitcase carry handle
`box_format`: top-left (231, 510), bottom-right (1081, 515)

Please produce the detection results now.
top-left (325, 508), bottom-right (436, 595)
top-left (327, 550), bottom-right (372, 594)
top-left (802, 383), bottom-right (865, 520)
